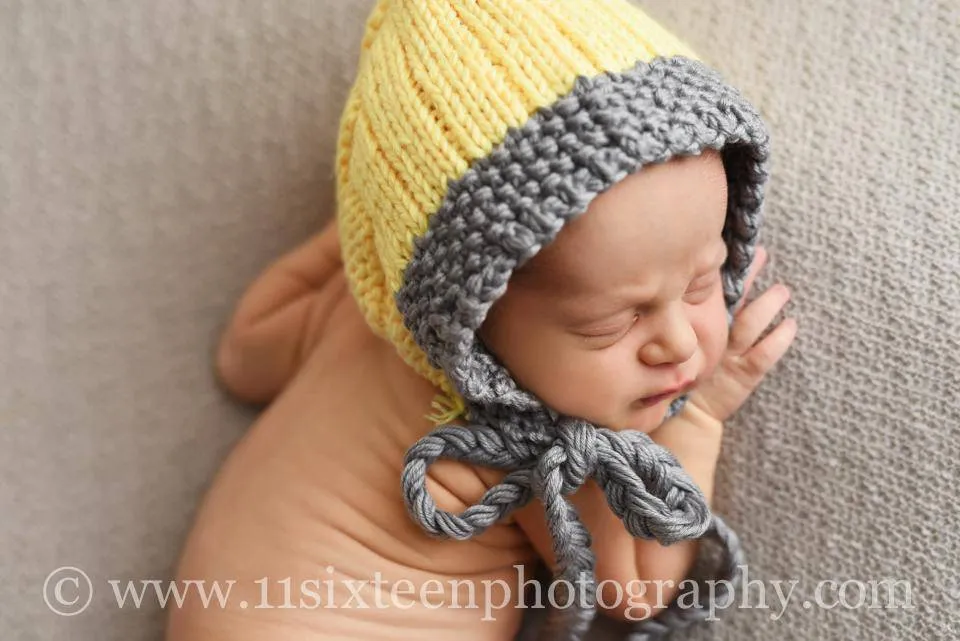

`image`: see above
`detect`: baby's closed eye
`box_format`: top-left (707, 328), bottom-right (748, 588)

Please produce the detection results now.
top-left (571, 270), bottom-right (722, 346)
top-left (684, 270), bottom-right (721, 301)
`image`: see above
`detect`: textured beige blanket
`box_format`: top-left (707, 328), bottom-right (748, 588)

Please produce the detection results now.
top-left (1, 1), bottom-right (956, 639)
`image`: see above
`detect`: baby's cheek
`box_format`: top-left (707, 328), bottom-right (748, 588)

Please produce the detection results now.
top-left (712, 322), bottom-right (730, 368)
top-left (699, 301), bottom-right (730, 375)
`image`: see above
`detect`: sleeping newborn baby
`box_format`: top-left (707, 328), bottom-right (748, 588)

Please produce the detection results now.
top-left (165, 2), bottom-right (796, 640)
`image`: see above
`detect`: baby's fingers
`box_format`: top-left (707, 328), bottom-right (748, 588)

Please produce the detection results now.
top-left (739, 316), bottom-right (798, 379)
top-left (735, 246), bottom-right (768, 313)
top-left (729, 284), bottom-right (792, 354)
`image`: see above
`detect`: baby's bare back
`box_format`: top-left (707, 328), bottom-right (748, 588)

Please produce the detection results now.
top-left (167, 280), bottom-right (537, 641)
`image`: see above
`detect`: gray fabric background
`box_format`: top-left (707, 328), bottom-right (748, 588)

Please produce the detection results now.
top-left (1, 1), bottom-right (957, 640)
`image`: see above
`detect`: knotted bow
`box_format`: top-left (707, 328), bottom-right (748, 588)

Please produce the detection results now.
top-left (401, 416), bottom-right (744, 641)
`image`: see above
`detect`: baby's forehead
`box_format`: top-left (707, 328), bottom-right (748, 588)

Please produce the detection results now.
top-left (508, 151), bottom-right (730, 298)
top-left (514, 220), bottom-right (724, 298)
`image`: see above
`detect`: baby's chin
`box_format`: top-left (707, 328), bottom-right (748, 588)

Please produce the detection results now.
top-left (576, 399), bottom-right (671, 433)
top-left (618, 405), bottom-right (670, 433)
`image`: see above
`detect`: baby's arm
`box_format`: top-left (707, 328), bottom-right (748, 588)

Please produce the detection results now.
top-left (630, 403), bottom-right (726, 615)
top-left (509, 406), bottom-right (722, 623)
top-left (215, 217), bottom-right (344, 405)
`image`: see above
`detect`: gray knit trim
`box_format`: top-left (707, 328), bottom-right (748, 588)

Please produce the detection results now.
top-left (397, 56), bottom-right (768, 410)
top-left (397, 55), bottom-right (769, 641)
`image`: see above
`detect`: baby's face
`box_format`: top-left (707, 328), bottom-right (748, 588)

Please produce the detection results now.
top-left (478, 149), bottom-right (730, 432)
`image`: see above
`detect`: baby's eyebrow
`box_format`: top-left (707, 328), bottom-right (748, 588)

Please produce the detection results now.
top-left (701, 243), bottom-right (730, 272)
top-left (557, 292), bottom-right (647, 328)
top-left (558, 243), bottom-right (729, 324)
top-left (680, 242), bottom-right (729, 281)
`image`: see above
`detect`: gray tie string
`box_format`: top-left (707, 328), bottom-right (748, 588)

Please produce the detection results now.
top-left (401, 416), bottom-right (744, 641)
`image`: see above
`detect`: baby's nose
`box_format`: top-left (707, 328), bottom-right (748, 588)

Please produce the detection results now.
top-left (637, 304), bottom-right (697, 366)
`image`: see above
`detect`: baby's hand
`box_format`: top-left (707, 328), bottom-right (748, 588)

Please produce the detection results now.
top-left (687, 246), bottom-right (798, 423)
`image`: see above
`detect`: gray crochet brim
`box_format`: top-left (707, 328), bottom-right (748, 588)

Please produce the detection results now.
top-left (396, 55), bottom-right (769, 425)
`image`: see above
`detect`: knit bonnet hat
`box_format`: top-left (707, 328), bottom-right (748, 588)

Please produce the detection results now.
top-left (335, 1), bottom-right (769, 639)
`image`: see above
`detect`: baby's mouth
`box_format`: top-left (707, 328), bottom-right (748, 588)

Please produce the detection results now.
top-left (634, 391), bottom-right (675, 408)
top-left (635, 380), bottom-right (695, 407)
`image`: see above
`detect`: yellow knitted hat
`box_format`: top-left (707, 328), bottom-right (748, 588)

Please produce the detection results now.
top-left (335, 0), bottom-right (769, 425)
